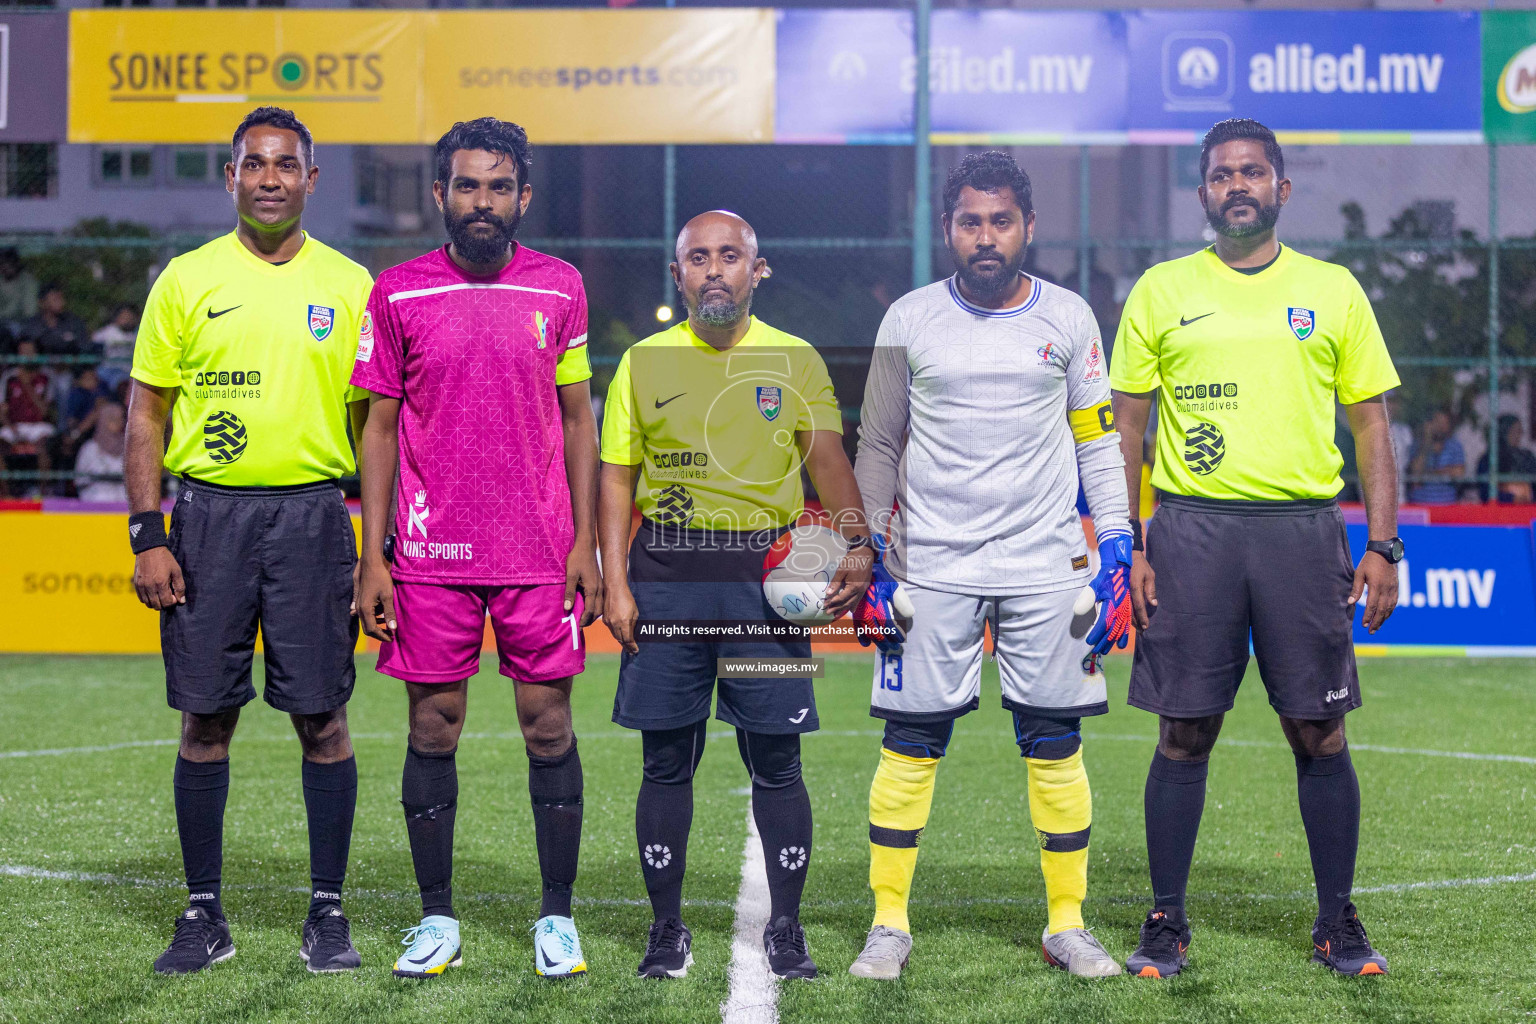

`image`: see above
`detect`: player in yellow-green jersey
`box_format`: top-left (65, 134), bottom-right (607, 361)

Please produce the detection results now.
top-left (598, 211), bottom-right (874, 981)
top-left (1110, 119), bottom-right (1401, 980)
top-left (124, 108), bottom-right (372, 978)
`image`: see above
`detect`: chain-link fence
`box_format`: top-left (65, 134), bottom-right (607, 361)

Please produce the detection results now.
top-left (2, 140), bottom-right (1533, 503)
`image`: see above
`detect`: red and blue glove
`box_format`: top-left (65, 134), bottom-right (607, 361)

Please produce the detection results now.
top-left (1084, 534), bottom-right (1133, 659)
top-left (854, 535), bottom-right (914, 655)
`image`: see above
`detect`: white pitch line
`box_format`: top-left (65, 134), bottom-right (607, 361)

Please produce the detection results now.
top-left (5, 729), bottom-right (1531, 767)
top-left (0, 738), bottom-right (178, 759)
top-left (1084, 733), bottom-right (1536, 765)
top-left (721, 798), bottom-right (777, 1024)
top-left (3, 862), bottom-right (1532, 909)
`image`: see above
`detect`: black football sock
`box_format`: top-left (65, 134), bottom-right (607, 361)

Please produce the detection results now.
top-left (402, 745), bottom-right (458, 920)
top-left (1144, 750), bottom-right (1209, 918)
top-left (528, 739), bottom-right (583, 919)
top-left (1295, 746), bottom-right (1360, 921)
top-left (739, 729), bottom-right (813, 922)
top-left (302, 756), bottom-right (357, 916)
top-left (636, 776), bottom-right (692, 922)
top-left (174, 755), bottom-right (230, 919)
top-left (753, 778), bottom-right (813, 921)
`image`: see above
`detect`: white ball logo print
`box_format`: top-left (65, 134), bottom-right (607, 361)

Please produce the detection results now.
top-left (644, 844), bottom-right (672, 869)
top-left (779, 846), bottom-right (807, 871)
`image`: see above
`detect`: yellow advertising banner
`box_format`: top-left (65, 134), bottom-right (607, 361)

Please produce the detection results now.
top-left (68, 8), bottom-right (774, 145)
top-left (424, 10), bottom-right (773, 145)
top-left (0, 512), bottom-right (365, 655)
top-left (68, 10), bottom-right (423, 144)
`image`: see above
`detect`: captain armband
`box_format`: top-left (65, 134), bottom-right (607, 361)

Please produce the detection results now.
top-left (1068, 401), bottom-right (1116, 444)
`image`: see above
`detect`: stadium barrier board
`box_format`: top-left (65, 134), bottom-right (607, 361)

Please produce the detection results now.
top-left (4, 510), bottom-right (1535, 656)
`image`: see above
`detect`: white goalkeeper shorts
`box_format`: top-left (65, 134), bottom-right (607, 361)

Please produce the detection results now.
top-left (869, 581), bottom-right (1109, 722)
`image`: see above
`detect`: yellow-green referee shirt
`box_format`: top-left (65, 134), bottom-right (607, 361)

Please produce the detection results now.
top-left (601, 317), bottom-right (842, 530)
top-left (1111, 245), bottom-right (1400, 501)
top-left (132, 232), bottom-right (373, 486)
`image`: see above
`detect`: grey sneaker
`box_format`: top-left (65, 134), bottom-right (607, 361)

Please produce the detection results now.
top-left (1042, 927), bottom-right (1122, 978)
top-left (848, 925), bottom-right (912, 980)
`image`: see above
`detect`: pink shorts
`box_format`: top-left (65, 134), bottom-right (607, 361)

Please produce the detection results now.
top-left (377, 581), bottom-right (586, 684)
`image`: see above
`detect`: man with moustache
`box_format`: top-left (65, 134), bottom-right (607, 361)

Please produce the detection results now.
top-left (352, 117), bottom-right (602, 980)
top-left (599, 210), bottom-right (873, 980)
top-left (850, 151), bottom-right (1131, 980)
top-left (126, 107), bottom-right (373, 975)
top-left (1111, 118), bottom-right (1401, 978)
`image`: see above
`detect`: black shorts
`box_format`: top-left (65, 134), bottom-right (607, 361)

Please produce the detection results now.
top-left (1128, 494), bottom-right (1360, 720)
top-left (612, 518), bottom-right (818, 735)
top-left (162, 477), bottom-right (359, 716)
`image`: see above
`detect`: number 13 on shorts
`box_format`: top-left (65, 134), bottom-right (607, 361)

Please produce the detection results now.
top-left (878, 652), bottom-right (904, 692)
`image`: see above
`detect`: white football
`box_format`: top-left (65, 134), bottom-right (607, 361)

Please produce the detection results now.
top-left (762, 524), bottom-right (850, 625)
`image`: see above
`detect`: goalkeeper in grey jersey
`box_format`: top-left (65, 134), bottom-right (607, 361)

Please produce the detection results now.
top-left (848, 152), bottom-right (1132, 981)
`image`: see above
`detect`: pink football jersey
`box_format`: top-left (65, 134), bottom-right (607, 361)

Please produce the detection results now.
top-left (351, 245), bottom-right (590, 585)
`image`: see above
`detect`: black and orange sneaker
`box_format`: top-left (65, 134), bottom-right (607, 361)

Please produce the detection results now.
top-left (1312, 903), bottom-right (1388, 976)
top-left (1126, 909), bottom-right (1190, 979)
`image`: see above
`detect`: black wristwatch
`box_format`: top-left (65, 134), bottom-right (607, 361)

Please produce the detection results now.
top-left (846, 534), bottom-right (873, 552)
top-left (1365, 537), bottom-right (1405, 564)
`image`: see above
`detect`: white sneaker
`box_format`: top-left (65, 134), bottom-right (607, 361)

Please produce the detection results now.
top-left (1041, 927), bottom-right (1123, 978)
top-left (393, 915), bottom-right (462, 978)
top-left (848, 925), bottom-right (912, 980)
top-left (533, 915), bottom-right (588, 978)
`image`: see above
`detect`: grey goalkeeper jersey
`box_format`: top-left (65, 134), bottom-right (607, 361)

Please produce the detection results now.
top-left (856, 274), bottom-right (1130, 596)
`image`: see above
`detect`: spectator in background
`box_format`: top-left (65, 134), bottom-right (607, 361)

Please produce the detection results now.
top-left (0, 338), bottom-right (58, 494)
top-left (1476, 414), bottom-right (1536, 504)
top-left (62, 364), bottom-right (113, 457)
top-left (73, 401), bottom-right (128, 503)
top-left (0, 248), bottom-right (38, 338)
top-left (93, 304), bottom-right (140, 390)
top-left (1385, 391), bottom-right (1413, 505)
top-left (20, 283), bottom-right (88, 358)
top-left (1408, 407), bottom-right (1465, 504)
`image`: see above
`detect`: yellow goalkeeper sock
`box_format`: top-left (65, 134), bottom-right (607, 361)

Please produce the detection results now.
top-left (1026, 749), bottom-right (1092, 934)
top-left (867, 747), bottom-right (939, 934)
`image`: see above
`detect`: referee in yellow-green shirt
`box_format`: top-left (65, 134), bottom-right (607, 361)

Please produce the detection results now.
top-left (124, 108), bottom-right (373, 977)
top-left (1110, 119), bottom-right (1401, 980)
top-left (598, 211), bottom-right (873, 980)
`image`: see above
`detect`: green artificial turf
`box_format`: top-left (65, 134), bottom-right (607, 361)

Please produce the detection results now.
top-left (1, 653), bottom-right (1532, 1023)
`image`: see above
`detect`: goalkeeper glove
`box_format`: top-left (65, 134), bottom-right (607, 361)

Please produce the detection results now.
top-left (1084, 533), bottom-right (1133, 659)
top-left (853, 534), bottom-right (914, 655)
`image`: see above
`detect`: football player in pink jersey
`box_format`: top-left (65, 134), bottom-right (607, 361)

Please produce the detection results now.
top-left (353, 119), bottom-right (602, 980)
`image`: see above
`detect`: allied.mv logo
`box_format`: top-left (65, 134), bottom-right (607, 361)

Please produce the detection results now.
top-left (1288, 307), bottom-right (1316, 341)
top-left (308, 305), bottom-right (335, 342)
top-left (408, 490), bottom-right (431, 538)
top-left (1183, 422), bottom-right (1226, 476)
top-left (203, 411), bottom-right (248, 464)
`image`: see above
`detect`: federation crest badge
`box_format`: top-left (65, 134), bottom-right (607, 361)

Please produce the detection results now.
top-left (757, 386), bottom-right (782, 421)
top-left (526, 310), bottom-right (549, 350)
top-left (1288, 307), bottom-right (1315, 341)
top-left (308, 304), bottom-right (335, 342)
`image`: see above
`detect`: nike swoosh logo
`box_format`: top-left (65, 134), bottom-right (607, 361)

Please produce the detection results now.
top-left (540, 948), bottom-right (560, 970)
top-left (1179, 312), bottom-right (1213, 327)
top-left (654, 393), bottom-right (686, 409)
top-left (207, 306), bottom-right (241, 319)
top-left (206, 942), bottom-right (220, 956)
top-left (409, 943), bottom-right (444, 965)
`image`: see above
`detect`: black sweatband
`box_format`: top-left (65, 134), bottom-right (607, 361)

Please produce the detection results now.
top-left (1130, 519), bottom-right (1144, 551)
top-left (129, 510), bottom-right (168, 554)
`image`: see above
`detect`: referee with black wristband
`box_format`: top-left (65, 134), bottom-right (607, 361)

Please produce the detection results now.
top-left (125, 108), bottom-right (374, 976)
top-left (1111, 120), bottom-right (1402, 980)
